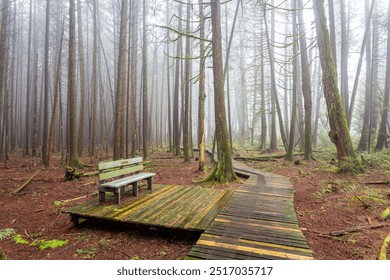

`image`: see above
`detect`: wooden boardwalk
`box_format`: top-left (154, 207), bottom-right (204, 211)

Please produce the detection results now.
top-left (63, 185), bottom-right (233, 232)
top-left (186, 161), bottom-right (313, 260)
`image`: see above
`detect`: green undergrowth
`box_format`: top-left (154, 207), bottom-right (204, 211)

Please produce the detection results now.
top-left (0, 228), bottom-right (15, 240)
top-left (359, 150), bottom-right (390, 169)
top-left (11, 233), bottom-right (68, 251)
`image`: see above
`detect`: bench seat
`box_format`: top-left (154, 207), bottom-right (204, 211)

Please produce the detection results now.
top-left (97, 157), bottom-right (156, 204)
top-left (99, 172), bottom-right (155, 204)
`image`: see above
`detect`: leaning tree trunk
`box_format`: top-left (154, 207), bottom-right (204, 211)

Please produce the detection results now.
top-left (312, 0), bottom-right (362, 170)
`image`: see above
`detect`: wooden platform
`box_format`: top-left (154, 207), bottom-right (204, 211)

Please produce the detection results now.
top-left (62, 185), bottom-right (234, 232)
top-left (185, 161), bottom-right (313, 260)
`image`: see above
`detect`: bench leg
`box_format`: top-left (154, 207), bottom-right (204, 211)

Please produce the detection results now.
top-left (132, 182), bottom-right (138, 196)
top-left (147, 177), bottom-right (153, 190)
top-left (99, 190), bottom-right (106, 203)
top-left (114, 189), bottom-right (121, 204)
top-left (71, 215), bottom-right (79, 227)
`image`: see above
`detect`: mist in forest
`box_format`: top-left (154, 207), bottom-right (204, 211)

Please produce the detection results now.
top-left (0, 0), bottom-right (389, 175)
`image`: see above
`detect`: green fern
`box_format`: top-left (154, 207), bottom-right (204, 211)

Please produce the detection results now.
top-left (0, 228), bottom-right (15, 240)
top-left (13, 234), bottom-right (29, 245)
top-left (37, 239), bottom-right (68, 250)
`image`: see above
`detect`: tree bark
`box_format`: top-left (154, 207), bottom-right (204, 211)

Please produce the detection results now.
top-left (142, 0), bottom-right (149, 159)
top-left (209, 0), bottom-right (236, 183)
top-left (297, 0), bottom-right (313, 160)
top-left (77, 0), bottom-right (86, 157)
top-left (198, 0), bottom-right (206, 171)
top-left (312, 0), bottom-right (361, 168)
top-left (67, 0), bottom-right (80, 168)
top-left (42, 0), bottom-right (50, 167)
top-left (375, 0), bottom-right (390, 150)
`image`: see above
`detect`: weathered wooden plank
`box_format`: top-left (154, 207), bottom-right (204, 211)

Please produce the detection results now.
top-left (98, 157), bottom-right (143, 169)
top-left (99, 165), bottom-right (144, 181)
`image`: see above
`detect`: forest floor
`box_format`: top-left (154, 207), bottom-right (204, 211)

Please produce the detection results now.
top-left (0, 149), bottom-right (389, 260)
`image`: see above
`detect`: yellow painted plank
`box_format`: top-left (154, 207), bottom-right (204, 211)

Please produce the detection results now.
top-left (213, 217), bottom-right (301, 233)
top-left (196, 239), bottom-right (312, 260)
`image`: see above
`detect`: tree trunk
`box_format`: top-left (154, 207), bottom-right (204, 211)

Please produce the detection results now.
top-left (358, 0), bottom-right (374, 151)
top-left (90, 0), bottom-right (98, 157)
top-left (42, 0), bottom-right (50, 167)
top-left (173, 4), bottom-right (182, 157)
top-left (130, 0), bottom-right (138, 158)
top-left (183, 1), bottom-right (191, 162)
top-left (198, 0), bottom-right (206, 171)
top-left (375, 0), bottom-right (390, 150)
top-left (340, 0), bottom-right (349, 116)
top-left (24, 0), bottom-right (33, 156)
top-left (312, 0), bottom-right (362, 169)
top-left (113, 0), bottom-right (128, 160)
top-left (263, 4), bottom-right (287, 151)
top-left (67, 0), bottom-right (80, 168)
top-left (142, 0), bottom-right (149, 159)
top-left (297, 0), bottom-right (313, 160)
top-left (286, 0), bottom-right (298, 161)
top-left (209, 0), bottom-right (236, 183)
top-left (77, 0), bottom-right (86, 156)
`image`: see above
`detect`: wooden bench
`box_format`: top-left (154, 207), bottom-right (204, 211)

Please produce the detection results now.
top-left (98, 157), bottom-right (156, 204)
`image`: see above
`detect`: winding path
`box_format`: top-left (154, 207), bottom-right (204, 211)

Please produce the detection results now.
top-left (186, 160), bottom-right (313, 260)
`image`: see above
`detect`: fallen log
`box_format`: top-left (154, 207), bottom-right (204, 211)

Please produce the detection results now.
top-left (62, 195), bottom-right (88, 204)
top-left (380, 206), bottom-right (390, 220)
top-left (11, 169), bottom-right (41, 195)
top-left (364, 181), bottom-right (390, 186)
top-left (330, 223), bottom-right (388, 236)
top-left (378, 232), bottom-right (390, 260)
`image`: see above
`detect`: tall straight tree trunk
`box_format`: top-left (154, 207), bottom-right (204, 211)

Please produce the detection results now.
top-left (166, 1), bottom-right (172, 153)
top-left (198, 0), bottom-right (206, 171)
top-left (209, 0), bottom-right (236, 183)
top-left (375, 0), bottom-right (390, 150)
top-left (130, 0), bottom-right (138, 158)
top-left (358, 0), bottom-right (374, 151)
top-left (263, 4), bottom-right (287, 151)
top-left (312, 0), bottom-right (361, 169)
top-left (173, 4), bottom-right (182, 156)
top-left (42, 0), bottom-right (50, 167)
top-left (183, 1), bottom-right (191, 162)
top-left (369, 3), bottom-right (379, 152)
top-left (31, 53), bottom-right (38, 157)
top-left (113, 0), bottom-right (128, 160)
top-left (68, 0), bottom-right (80, 167)
top-left (297, 0), bottom-right (313, 160)
top-left (47, 25), bottom-right (64, 166)
top-left (259, 14), bottom-right (267, 151)
top-left (142, 0), bottom-right (149, 159)
top-left (24, 0), bottom-right (33, 156)
top-left (286, 0), bottom-right (298, 161)
top-left (77, 0), bottom-right (86, 156)
top-left (90, 0), bottom-right (98, 157)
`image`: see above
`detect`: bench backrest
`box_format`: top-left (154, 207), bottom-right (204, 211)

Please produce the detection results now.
top-left (98, 157), bottom-right (144, 183)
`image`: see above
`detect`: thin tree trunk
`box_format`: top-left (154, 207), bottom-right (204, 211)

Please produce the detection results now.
top-left (198, 0), bottom-right (206, 171)
top-left (130, 0), bottom-right (138, 158)
top-left (297, 0), bottom-right (313, 160)
top-left (67, 0), bottom-right (80, 167)
top-left (77, 0), bottom-right (86, 156)
top-left (42, 0), bottom-right (50, 167)
top-left (142, 0), bottom-right (149, 159)
top-left (358, 0), bottom-right (374, 151)
top-left (24, 0), bottom-right (33, 156)
top-left (173, 4), bottom-right (182, 156)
